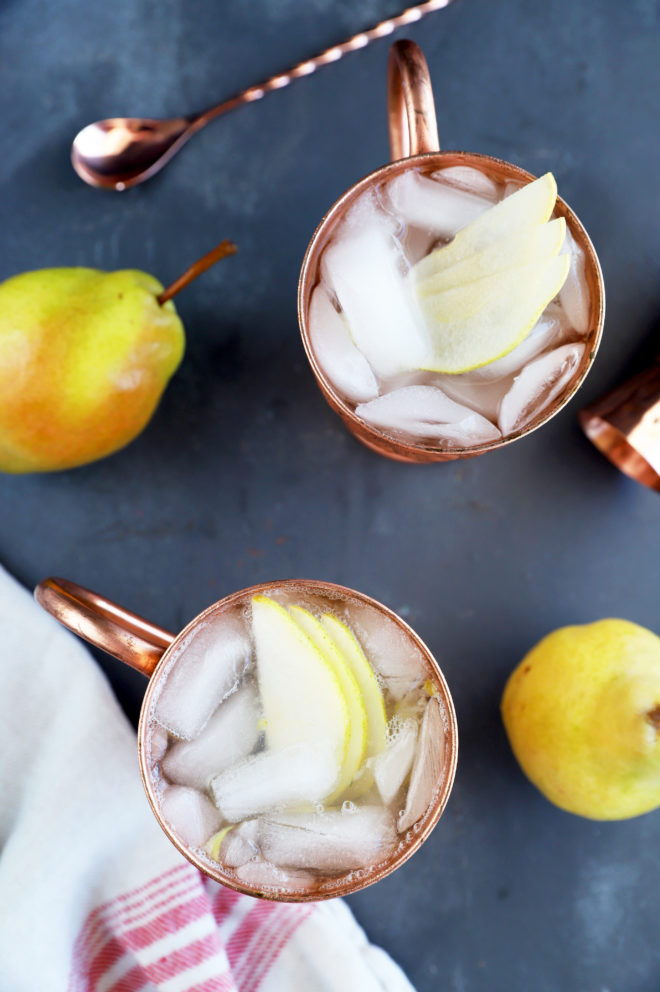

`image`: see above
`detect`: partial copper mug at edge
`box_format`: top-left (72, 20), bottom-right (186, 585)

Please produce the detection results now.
top-left (298, 39), bottom-right (606, 463)
top-left (34, 576), bottom-right (458, 903)
top-left (579, 357), bottom-right (660, 492)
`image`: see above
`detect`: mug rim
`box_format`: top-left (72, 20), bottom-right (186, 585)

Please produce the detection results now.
top-left (137, 577), bottom-right (459, 902)
top-left (298, 150), bottom-right (606, 462)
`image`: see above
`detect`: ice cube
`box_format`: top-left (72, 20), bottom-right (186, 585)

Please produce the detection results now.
top-left (160, 785), bottom-right (223, 849)
top-left (379, 368), bottom-right (438, 392)
top-left (560, 226), bottom-right (590, 335)
top-left (386, 170), bottom-right (494, 241)
top-left (398, 697), bottom-right (446, 832)
top-left (154, 614), bottom-right (251, 740)
top-left (543, 300), bottom-right (574, 341)
top-left (432, 165), bottom-right (500, 200)
top-left (355, 385), bottom-right (501, 446)
top-left (435, 374), bottom-right (508, 421)
top-left (259, 806), bottom-right (396, 872)
top-left (345, 604), bottom-right (425, 701)
top-left (206, 819), bottom-right (260, 868)
top-left (394, 686), bottom-right (430, 723)
top-left (162, 683), bottom-right (260, 790)
top-left (456, 312), bottom-right (563, 383)
top-left (210, 744), bottom-right (338, 822)
top-left (149, 723), bottom-right (169, 764)
top-left (235, 860), bottom-right (316, 892)
top-left (308, 285), bottom-right (379, 403)
top-left (498, 342), bottom-right (585, 436)
top-left (503, 180), bottom-right (523, 198)
top-left (399, 225), bottom-right (438, 267)
top-left (372, 718), bottom-right (418, 806)
top-left (321, 190), bottom-right (429, 378)
top-left (343, 185), bottom-right (399, 236)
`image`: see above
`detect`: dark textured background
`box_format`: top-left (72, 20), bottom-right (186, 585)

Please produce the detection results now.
top-left (2, 1), bottom-right (660, 989)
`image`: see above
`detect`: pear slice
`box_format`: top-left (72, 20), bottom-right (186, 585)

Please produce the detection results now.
top-left (251, 596), bottom-right (349, 796)
top-left (415, 218), bottom-right (565, 297)
top-left (321, 614), bottom-right (388, 762)
top-left (289, 606), bottom-right (368, 799)
top-left (420, 255), bottom-right (570, 374)
top-left (412, 173), bottom-right (558, 282)
top-left (205, 820), bottom-right (259, 867)
top-left (204, 823), bottom-right (235, 862)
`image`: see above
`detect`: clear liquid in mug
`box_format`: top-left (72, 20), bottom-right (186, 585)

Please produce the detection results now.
top-left (307, 164), bottom-right (592, 448)
top-left (145, 585), bottom-right (452, 898)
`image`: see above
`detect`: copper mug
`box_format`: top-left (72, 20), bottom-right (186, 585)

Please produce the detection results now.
top-left (298, 39), bottom-right (606, 463)
top-left (579, 359), bottom-right (660, 492)
top-left (34, 576), bottom-right (458, 902)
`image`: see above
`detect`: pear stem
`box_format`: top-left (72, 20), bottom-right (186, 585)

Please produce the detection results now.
top-left (157, 239), bottom-right (237, 305)
top-left (647, 706), bottom-right (660, 731)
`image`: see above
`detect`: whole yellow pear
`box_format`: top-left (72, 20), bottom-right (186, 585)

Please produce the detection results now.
top-left (0, 268), bottom-right (185, 472)
top-left (501, 619), bottom-right (660, 820)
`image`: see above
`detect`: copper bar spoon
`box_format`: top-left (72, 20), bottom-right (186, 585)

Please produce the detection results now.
top-left (71, 0), bottom-right (456, 190)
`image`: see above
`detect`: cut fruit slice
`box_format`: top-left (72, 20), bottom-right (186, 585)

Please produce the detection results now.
top-left (453, 312), bottom-right (561, 383)
top-left (289, 606), bottom-right (367, 799)
top-left (420, 255), bottom-right (570, 374)
top-left (204, 824), bottom-right (235, 862)
top-left (413, 173), bottom-right (558, 282)
top-left (321, 614), bottom-right (387, 762)
top-left (415, 218), bottom-right (566, 296)
top-left (251, 596), bottom-right (350, 789)
top-left (205, 820), bottom-right (259, 867)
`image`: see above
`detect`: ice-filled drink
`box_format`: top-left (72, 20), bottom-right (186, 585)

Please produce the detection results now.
top-left (298, 40), bottom-right (604, 462)
top-left (306, 167), bottom-right (594, 448)
top-left (35, 575), bottom-right (457, 901)
top-left (142, 582), bottom-right (457, 900)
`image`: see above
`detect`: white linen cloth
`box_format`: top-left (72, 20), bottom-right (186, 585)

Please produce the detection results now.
top-left (0, 565), bottom-right (415, 992)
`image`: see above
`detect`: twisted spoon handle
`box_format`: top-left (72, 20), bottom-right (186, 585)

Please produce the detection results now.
top-left (188, 0), bottom-right (457, 129)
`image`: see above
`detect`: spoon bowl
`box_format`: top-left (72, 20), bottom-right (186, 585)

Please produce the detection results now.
top-left (68, 0), bottom-right (455, 189)
top-left (71, 117), bottom-right (194, 190)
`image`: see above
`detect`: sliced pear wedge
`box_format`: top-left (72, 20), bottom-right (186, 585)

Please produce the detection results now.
top-left (289, 605), bottom-right (368, 799)
top-left (204, 824), bottom-right (234, 861)
top-left (413, 173), bottom-right (558, 282)
top-left (251, 596), bottom-right (349, 794)
top-left (205, 820), bottom-right (259, 867)
top-left (321, 614), bottom-right (388, 762)
top-left (415, 218), bottom-right (565, 297)
top-left (420, 254), bottom-right (570, 374)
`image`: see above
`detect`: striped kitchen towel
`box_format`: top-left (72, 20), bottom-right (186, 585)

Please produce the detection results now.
top-left (0, 566), bottom-right (415, 992)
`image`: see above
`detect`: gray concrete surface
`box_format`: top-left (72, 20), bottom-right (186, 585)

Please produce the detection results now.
top-left (1, 1), bottom-right (659, 989)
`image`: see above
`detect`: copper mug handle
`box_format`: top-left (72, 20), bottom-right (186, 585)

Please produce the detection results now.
top-left (388, 39), bottom-right (440, 160)
top-left (34, 577), bottom-right (174, 677)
